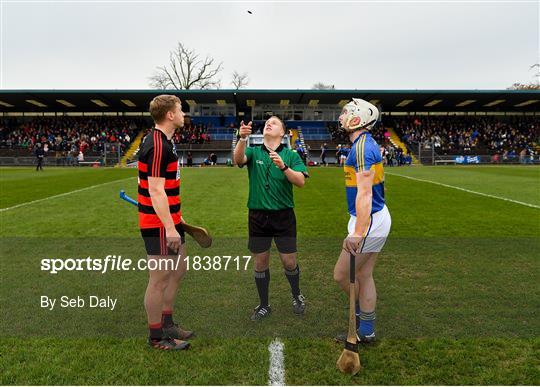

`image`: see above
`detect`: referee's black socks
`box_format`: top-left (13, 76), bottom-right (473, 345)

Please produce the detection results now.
top-left (254, 269), bottom-right (270, 307)
top-left (285, 265), bottom-right (301, 297)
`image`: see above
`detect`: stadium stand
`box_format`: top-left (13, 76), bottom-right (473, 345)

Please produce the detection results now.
top-left (0, 111), bottom-right (537, 166)
top-left (0, 117), bottom-right (146, 156)
top-left (2, 114), bottom-right (538, 162)
top-left (388, 115), bottom-right (539, 156)
top-left (1, 89), bottom-right (537, 165)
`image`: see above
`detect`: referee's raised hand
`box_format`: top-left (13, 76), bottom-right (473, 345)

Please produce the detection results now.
top-left (239, 121), bottom-right (252, 138)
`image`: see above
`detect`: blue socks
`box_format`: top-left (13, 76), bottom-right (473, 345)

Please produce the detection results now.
top-left (358, 311), bottom-right (376, 336)
top-left (355, 302), bottom-right (376, 336)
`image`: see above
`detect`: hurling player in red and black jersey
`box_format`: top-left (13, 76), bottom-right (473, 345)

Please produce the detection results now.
top-left (138, 95), bottom-right (192, 350)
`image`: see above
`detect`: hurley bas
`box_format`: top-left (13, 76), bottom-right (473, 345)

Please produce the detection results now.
top-left (41, 295), bottom-right (117, 311)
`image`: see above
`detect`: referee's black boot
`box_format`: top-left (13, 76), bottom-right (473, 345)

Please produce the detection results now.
top-left (292, 294), bottom-right (306, 315)
top-left (251, 305), bottom-right (272, 321)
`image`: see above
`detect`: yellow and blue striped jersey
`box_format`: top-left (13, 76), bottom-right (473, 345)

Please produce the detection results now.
top-left (344, 132), bottom-right (385, 216)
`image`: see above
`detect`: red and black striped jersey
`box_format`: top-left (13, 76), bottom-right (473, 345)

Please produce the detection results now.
top-left (137, 128), bottom-right (181, 229)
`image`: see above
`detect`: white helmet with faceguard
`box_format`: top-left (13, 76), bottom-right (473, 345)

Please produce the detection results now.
top-left (339, 98), bottom-right (379, 132)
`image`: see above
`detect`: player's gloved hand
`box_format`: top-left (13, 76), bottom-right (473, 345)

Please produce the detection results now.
top-left (166, 226), bottom-right (182, 253)
top-left (343, 233), bottom-right (363, 256)
top-left (239, 121), bottom-right (252, 139)
top-left (269, 150), bottom-right (285, 169)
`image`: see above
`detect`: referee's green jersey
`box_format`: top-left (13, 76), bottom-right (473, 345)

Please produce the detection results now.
top-left (244, 144), bottom-right (308, 210)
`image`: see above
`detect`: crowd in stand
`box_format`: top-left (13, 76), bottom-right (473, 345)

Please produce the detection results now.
top-left (389, 115), bottom-right (538, 156)
top-left (326, 121), bottom-right (387, 145)
top-left (1, 115), bottom-right (537, 166)
top-left (0, 117), bottom-right (219, 167)
top-left (326, 116), bottom-right (539, 158)
top-left (171, 122), bottom-right (212, 144)
top-left (0, 117), bottom-right (144, 157)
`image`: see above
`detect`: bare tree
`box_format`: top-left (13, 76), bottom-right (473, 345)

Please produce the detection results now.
top-left (149, 42), bottom-right (223, 89)
top-left (312, 82), bottom-right (335, 90)
top-left (507, 82), bottom-right (540, 90)
top-left (231, 71), bottom-right (249, 89)
top-left (507, 63), bottom-right (540, 89)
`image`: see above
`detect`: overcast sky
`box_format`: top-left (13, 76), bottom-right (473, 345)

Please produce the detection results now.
top-left (1, 1), bottom-right (538, 90)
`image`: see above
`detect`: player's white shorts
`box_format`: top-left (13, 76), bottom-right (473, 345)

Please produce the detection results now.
top-left (347, 205), bottom-right (391, 253)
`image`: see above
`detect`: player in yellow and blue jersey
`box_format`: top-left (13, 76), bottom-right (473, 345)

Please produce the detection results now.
top-left (333, 98), bottom-right (392, 344)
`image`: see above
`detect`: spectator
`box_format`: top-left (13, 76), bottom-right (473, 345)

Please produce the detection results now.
top-left (519, 148), bottom-right (527, 164)
top-left (320, 143), bottom-right (328, 166)
top-left (296, 145), bottom-right (306, 165)
top-left (339, 145), bottom-right (350, 167)
top-left (35, 143), bottom-right (45, 171)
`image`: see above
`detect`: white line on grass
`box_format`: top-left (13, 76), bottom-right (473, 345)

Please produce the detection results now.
top-left (0, 177), bottom-right (136, 213)
top-left (268, 338), bottom-right (285, 386)
top-left (386, 172), bottom-right (540, 209)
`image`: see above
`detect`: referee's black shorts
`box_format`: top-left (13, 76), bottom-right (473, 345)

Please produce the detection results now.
top-left (248, 208), bottom-right (297, 254)
top-left (140, 223), bottom-right (186, 256)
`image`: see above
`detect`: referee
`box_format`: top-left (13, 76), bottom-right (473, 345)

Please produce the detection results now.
top-left (233, 116), bottom-right (309, 321)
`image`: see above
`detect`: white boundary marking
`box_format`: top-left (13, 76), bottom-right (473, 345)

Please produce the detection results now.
top-left (268, 338), bottom-right (285, 386)
top-left (386, 172), bottom-right (540, 209)
top-left (0, 177), bottom-right (136, 212)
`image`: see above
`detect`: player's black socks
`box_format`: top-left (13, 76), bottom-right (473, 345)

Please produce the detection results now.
top-left (285, 265), bottom-right (301, 297)
top-left (254, 269), bottom-right (270, 307)
top-left (162, 310), bottom-right (174, 327)
top-left (149, 323), bottom-right (163, 341)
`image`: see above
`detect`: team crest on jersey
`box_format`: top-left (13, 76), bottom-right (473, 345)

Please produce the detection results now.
top-left (344, 165), bottom-right (356, 187)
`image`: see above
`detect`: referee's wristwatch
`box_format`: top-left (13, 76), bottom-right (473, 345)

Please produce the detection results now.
top-left (280, 164), bottom-right (289, 172)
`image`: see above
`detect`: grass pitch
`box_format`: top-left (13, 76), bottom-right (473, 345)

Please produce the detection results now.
top-left (1, 165), bottom-right (539, 385)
